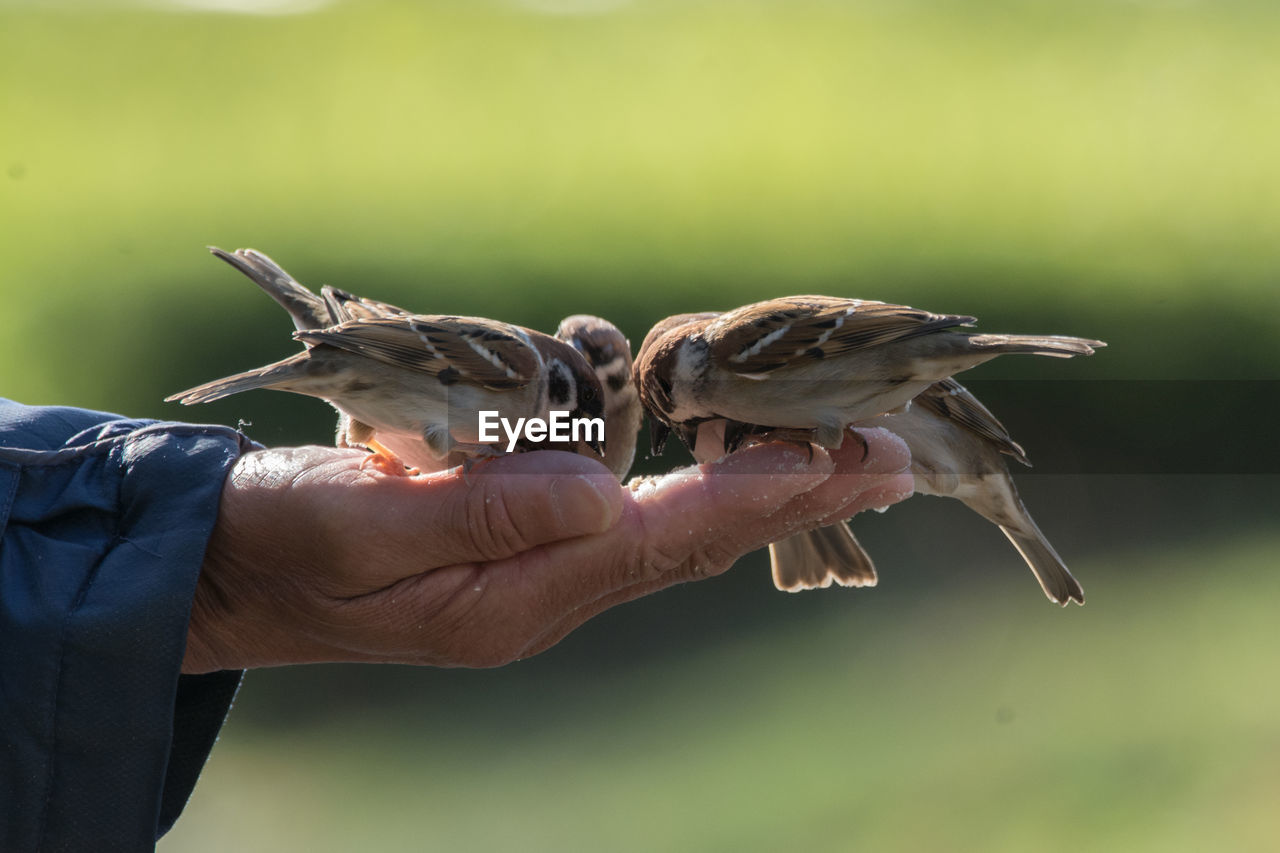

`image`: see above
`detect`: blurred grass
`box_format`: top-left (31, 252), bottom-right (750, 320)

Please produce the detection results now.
top-left (161, 526), bottom-right (1280, 852)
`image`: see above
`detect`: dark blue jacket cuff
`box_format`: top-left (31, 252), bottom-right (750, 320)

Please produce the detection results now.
top-left (0, 399), bottom-right (255, 850)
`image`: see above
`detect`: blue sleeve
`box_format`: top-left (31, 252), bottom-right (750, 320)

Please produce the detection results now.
top-left (0, 399), bottom-right (256, 850)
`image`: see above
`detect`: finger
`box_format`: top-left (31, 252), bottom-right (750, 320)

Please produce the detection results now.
top-left (512, 442), bottom-right (843, 624)
top-left (450, 439), bottom-right (827, 612)
top-left (545, 430), bottom-right (910, 605)
top-left (813, 474), bottom-right (916, 526)
top-left (631, 442), bottom-right (842, 576)
top-left (777, 427), bottom-right (914, 527)
top-left (515, 429), bottom-right (913, 657)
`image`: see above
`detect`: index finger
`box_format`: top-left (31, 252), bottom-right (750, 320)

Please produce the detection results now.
top-left (500, 441), bottom-right (842, 615)
top-left (514, 430), bottom-right (914, 658)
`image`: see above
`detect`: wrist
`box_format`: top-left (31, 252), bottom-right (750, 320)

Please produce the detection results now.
top-left (183, 453), bottom-right (300, 673)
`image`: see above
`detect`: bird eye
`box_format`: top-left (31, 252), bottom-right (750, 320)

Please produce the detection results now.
top-left (582, 385), bottom-right (597, 401)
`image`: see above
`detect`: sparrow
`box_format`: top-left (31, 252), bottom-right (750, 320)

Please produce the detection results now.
top-left (857, 378), bottom-right (1085, 605)
top-left (555, 314), bottom-right (641, 480)
top-left (634, 296), bottom-right (1104, 602)
top-left (168, 248), bottom-right (606, 474)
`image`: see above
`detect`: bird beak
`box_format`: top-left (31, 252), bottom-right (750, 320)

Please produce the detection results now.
top-left (649, 420), bottom-right (671, 456)
top-left (676, 423), bottom-right (700, 454)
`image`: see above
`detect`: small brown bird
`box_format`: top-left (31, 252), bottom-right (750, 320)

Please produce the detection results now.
top-left (634, 296), bottom-right (1103, 603)
top-left (857, 378), bottom-right (1085, 605)
top-left (556, 315), bottom-right (642, 481)
top-left (168, 248), bottom-right (606, 474)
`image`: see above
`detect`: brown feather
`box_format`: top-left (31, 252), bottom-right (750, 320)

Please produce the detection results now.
top-left (209, 246), bottom-right (333, 331)
top-left (912, 379), bottom-right (1029, 465)
top-left (705, 297), bottom-right (975, 376)
top-left (768, 522), bottom-right (878, 592)
top-left (294, 316), bottom-right (539, 391)
top-left (320, 284), bottom-right (411, 323)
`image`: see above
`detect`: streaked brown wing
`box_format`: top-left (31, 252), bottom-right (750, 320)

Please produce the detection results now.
top-left (706, 296), bottom-right (975, 375)
top-left (320, 285), bottom-right (412, 323)
top-left (295, 315), bottom-right (538, 390)
top-left (914, 378), bottom-right (1029, 465)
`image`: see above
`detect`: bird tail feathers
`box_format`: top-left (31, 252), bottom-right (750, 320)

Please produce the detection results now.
top-left (769, 521), bottom-right (878, 592)
top-left (164, 352), bottom-right (309, 405)
top-left (967, 334), bottom-right (1105, 359)
top-left (209, 246), bottom-right (331, 332)
top-left (999, 522), bottom-right (1085, 606)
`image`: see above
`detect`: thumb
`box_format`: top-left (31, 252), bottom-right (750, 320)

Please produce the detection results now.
top-left (345, 451), bottom-right (625, 575)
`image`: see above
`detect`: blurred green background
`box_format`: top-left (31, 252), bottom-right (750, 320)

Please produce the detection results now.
top-left (2, 0), bottom-right (1278, 850)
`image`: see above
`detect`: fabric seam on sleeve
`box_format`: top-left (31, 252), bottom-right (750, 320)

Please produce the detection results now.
top-left (31, 444), bottom-right (129, 852)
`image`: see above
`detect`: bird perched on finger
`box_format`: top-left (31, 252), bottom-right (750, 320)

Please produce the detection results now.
top-left (634, 296), bottom-right (1104, 601)
top-left (556, 315), bottom-right (641, 481)
top-left (637, 296), bottom-right (1104, 455)
top-left (169, 248), bottom-right (606, 475)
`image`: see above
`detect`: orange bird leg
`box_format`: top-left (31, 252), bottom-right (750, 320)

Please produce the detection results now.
top-left (359, 440), bottom-right (420, 477)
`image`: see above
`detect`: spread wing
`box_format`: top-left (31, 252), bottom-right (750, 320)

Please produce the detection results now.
top-left (914, 378), bottom-right (1030, 465)
top-left (295, 315), bottom-right (539, 391)
top-left (705, 296), bottom-right (975, 376)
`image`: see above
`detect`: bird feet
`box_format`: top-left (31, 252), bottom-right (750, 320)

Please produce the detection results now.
top-left (721, 421), bottom-right (868, 462)
top-left (359, 440), bottom-right (420, 477)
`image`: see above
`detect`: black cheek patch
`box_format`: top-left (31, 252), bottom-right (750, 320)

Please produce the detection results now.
top-left (578, 339), bottom-right (608, 365)
top-left (655, 375), bottom-right (673, 405)
top-left (548, 365), bottom-right (571, 405)
top-left (606, 372), bottom-right (629, 392)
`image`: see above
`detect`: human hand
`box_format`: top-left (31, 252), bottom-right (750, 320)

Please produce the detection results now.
top-left (182, 428), bottom-right (914, 673)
